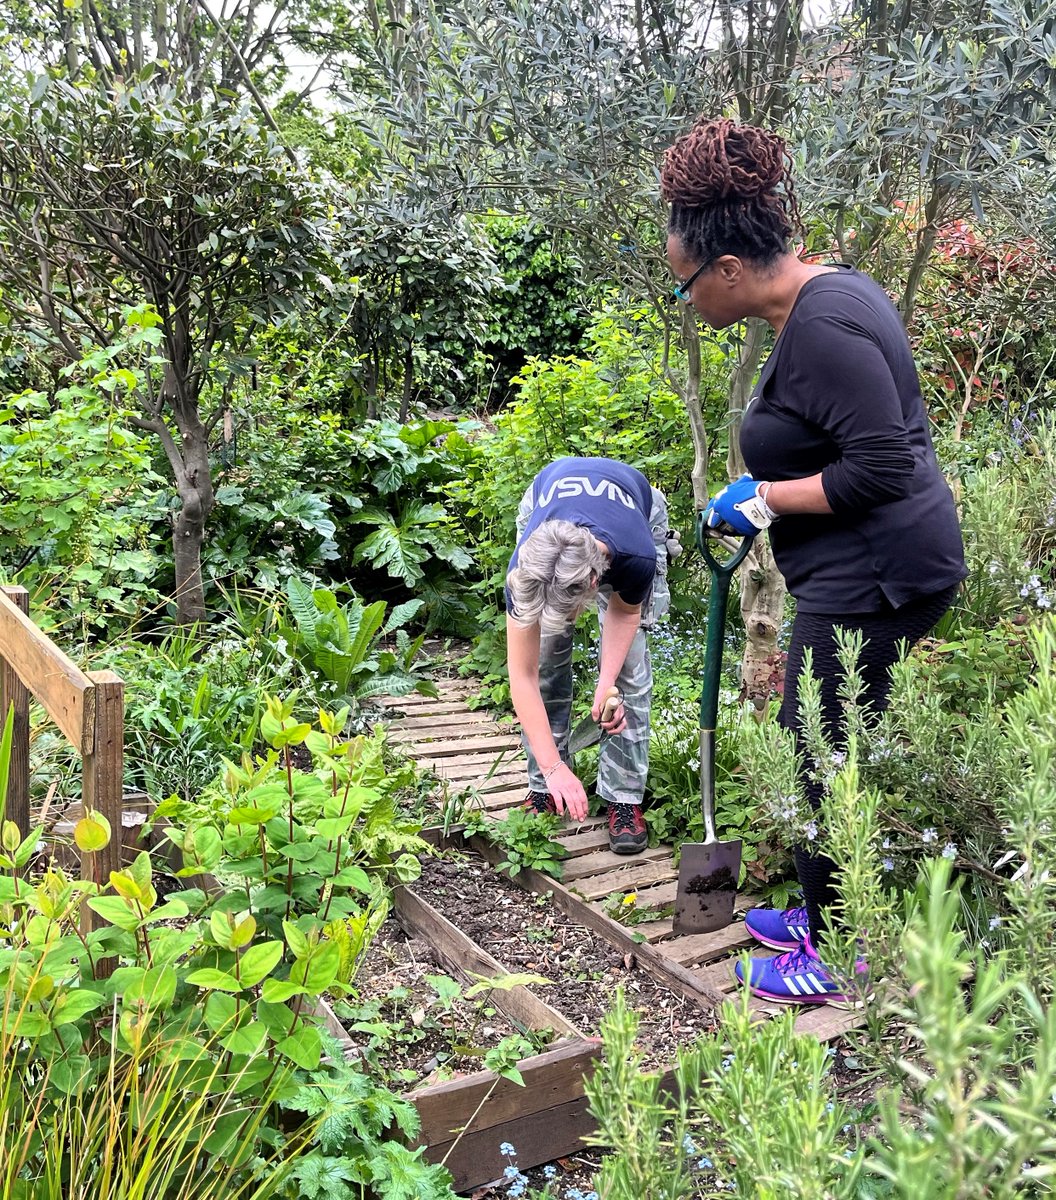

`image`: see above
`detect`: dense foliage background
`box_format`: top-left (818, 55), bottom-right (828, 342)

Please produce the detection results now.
top-left (2, 0), bottom-right (1056, 1194)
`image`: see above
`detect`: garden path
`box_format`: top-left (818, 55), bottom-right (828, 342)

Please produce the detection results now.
top-left (379, 680), bottom-right (863, 1043)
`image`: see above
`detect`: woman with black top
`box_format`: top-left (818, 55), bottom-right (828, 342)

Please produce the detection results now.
top-left (662, 118), bottom-right (967, 1005)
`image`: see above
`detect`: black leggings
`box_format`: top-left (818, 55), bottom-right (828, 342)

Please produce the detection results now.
top-left (779, 585), bottom-right (959, 944)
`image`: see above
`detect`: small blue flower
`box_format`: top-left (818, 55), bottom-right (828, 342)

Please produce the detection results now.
top-left (697, 1156), bottom-right (713, 1169)
top-left (882, 857), bottom-right (894, 872)
top-left (500, 1142), bottom-right (516, 1158)
top-left (989, 916), bottom-right (1002, 930)
top-left (544, 1165), bottom-right (558, 1179)
top-left (825, 1102), bottom-right (834, 1112)
top-left (682, 1134), bottom-right (698, 1154)
top-left (509, 1185), bottom-right (526, 1198)
top-left (804, 820), bottom-right (818, 842)
top-left (504, 1165), bottom-right (520, 1179)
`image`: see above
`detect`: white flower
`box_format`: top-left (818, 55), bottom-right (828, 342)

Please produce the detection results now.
top-left (922, 828), bottom-right (937, 844)
top-left (942, 842), bottom-right (957, 860)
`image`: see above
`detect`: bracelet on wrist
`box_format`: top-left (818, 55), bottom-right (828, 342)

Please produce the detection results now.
top-left (542, 761), bottom-right (564, 783)
top-left (758, 481), bottom-right (779, 521)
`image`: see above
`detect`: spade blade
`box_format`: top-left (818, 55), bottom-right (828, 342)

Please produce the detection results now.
top-left (672, 838), bottom-right (742, 935)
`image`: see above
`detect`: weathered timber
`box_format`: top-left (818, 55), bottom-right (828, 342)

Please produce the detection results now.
top-left (0, 587), bottom-right (31, 835)
top-left (561, 845), bottom-right (671, 881)
top-left (425, 1092), bottom-right (596, 1194)
top-left (570, 858), bottom-right (679, 901)
top-left (81, 671), bottom-right (125, 922)
top-left (0, 588), bottom-right (93, 751)
top-left (401, 734), bottom-right (523, 757)
top-left (410, 1036), bottom-right (600, 1150)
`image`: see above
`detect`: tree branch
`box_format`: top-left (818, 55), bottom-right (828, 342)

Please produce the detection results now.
top-left (192, 0), bottom-right (300, 168)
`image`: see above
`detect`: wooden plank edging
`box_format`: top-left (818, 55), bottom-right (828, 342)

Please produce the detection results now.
top-left (0, 588), bottom-right (95, 752)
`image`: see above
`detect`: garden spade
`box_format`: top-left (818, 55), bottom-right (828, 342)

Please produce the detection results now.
top-left (568, 687), bottom-right (621, 754)
top-left (673, 522), bottom-right (755, 935)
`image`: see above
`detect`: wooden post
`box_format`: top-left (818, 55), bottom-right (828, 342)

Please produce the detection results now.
top-left (0, 586), bottom-right (31, 836)
top-left (82, 671), bottom-right (125, 910)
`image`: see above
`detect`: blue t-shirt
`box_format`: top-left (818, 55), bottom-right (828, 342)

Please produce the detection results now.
top-left (506, 457), bottom-right (656, 615)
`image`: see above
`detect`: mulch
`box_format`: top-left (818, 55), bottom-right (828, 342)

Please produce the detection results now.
top-left (414, 848), bottom-right (720, 1070)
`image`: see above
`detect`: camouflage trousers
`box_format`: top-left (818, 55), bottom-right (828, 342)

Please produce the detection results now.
top-left (516, 485), bottom-right (671, 807)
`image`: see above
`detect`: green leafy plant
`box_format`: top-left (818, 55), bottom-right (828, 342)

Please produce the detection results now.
top-left (0, 325), bottom-right (162, 633)
top-left (1, 698), bottom-right (456, 1199)
top-left (277, 577), bottom-right (437, 707)
top-left (462, 809), bottom-right (567, 879)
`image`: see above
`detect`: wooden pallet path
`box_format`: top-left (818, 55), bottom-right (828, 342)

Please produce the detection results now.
top-left (378, 680), bottom-right (864, 1044)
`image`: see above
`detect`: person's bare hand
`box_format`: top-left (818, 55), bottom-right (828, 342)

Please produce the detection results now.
top-left (545, 762), bottom-right (589, 822)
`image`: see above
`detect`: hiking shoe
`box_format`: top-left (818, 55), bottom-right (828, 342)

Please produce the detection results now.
top-left (607, 802), bottom-right (647, 855)
top-left (734, 936), bottom-right (866, 1006)
top-left (522, 791), bottom-right (557, 816)
top-left (743, 905), bottom-right (810, 950)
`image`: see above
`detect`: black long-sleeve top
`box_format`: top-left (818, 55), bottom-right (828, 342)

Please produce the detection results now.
top-left (739, 265), bottom-right (967, 613)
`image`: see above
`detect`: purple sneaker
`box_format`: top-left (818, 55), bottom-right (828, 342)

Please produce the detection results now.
top-left (743, 905), bottom-right (810, 950)
top-left (734, 936), bottom-right (866, 1006)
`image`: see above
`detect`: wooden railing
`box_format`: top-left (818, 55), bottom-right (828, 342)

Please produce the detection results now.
top-left (0, 585), bottom-right (124, 917)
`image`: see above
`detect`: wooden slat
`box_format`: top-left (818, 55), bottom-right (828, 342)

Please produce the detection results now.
top-left (570, 858), bottom-right (679, 901)
top-left (387, 711), bottom-right (509, 733)
top-left (633, 895), bottom-right (753, 944)
top-left (380, 699), bottom-right (480, 716)
top-left (665, 924), bottom-right (757, 966)
top-left (472, 770), bottom-right (528, 794)
top-left (561, 845), bottom-right (671, 881)
top-left (554, 827), bottom-right (611, 858)
top-left (0, 587), bottom-right (31, 835)
top-left (410, 1036), bottom-right (599, 1147)
top-left (792, 1001), bottom-right (867, 1041)
top-left (393, 886), bottom-right (582, 1040)
top-left (81, 672), bottom-right (124, 931)
top-left (387, 723), bottom-right (507, 744)
top-left (400, 734), bottom-right (522, 757)
top-left (420, 749), bottom-right (524, 774)
top-left (0, 589), bottom-right (93, 751)
top-left (423, 1091), bottom-right (596, 1194)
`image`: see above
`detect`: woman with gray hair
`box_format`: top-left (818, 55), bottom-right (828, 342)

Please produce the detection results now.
top-left (506, 456), bottom-right (673, 854)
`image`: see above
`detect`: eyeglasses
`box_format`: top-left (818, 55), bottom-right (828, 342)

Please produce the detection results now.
top-left (672, 260), bottom-right (710, 303)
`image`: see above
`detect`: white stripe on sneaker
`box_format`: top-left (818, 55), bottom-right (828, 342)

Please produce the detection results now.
top-left (794, 974), bottom-right (816, 995)
top-left (783, 975), bottom-right (801, 996)
top-left (806, 972), bottom-right (828, 993)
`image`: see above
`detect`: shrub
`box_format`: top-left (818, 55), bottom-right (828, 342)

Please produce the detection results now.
top-left (1, 700), bottom-right (457, 1198)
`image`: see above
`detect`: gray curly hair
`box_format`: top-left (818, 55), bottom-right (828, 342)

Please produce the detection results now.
top-left (507, 520), bottom-right (608, 633)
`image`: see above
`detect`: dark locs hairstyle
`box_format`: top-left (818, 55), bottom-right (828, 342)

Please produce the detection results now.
top-left (660, 117), bottom-right (803, 269)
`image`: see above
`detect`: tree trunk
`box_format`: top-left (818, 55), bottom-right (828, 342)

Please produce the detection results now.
top-left (727, 318), bottom-right (786, 708)
top-left (158, 343), bottom-right (215, 626)
top-left (678, 308), bottom-right (709, 509)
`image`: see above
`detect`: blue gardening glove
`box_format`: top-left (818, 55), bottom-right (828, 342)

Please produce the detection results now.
top-left (703, 473), bottom-right (776, 536)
